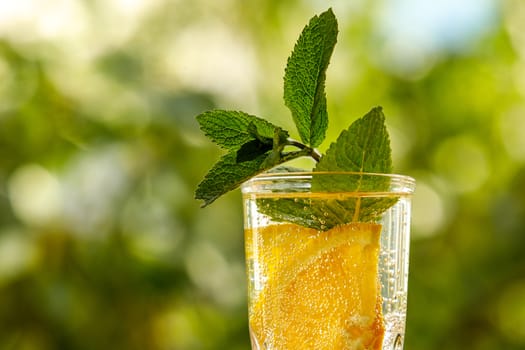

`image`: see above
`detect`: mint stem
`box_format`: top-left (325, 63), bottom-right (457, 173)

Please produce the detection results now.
top-left (286, 138), bottom-right (322, 162)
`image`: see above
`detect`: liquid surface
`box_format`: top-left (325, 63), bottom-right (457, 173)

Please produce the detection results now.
top-left (245, 222), bottom-right (385, 350)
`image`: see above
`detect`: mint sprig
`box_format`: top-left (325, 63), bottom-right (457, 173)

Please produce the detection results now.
top-left (195, 110), bottom-right (292, 207)
top-left (195, 8), bottom-right (398, 228)
top-left (195, 9), bottom-right (336, 207)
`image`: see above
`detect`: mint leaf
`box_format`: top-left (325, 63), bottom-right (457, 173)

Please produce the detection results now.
top-left (256, 178), bottom-right (396, 230)
top-left (284, 8), bottom-right (338, 147)
top-left (315, 106), bottom-right (392, 174)
top-left (256, 197), bottom-right (324, 230)
top-left (196, 125), bottom-right (297, 207)
top-left (196, 110), bottom-right (278, 150)
top-left (196, 151), bottom-right (270, 207)
top-left (257, 107), bottom-right (397, 228)
top-left (236, 122), bottom-right (284, 162)
top-left (312, 106), bottom-right (396, 223)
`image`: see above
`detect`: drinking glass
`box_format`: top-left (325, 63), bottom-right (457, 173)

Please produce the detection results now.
top-left (241, 172), bottom-right (415, 350)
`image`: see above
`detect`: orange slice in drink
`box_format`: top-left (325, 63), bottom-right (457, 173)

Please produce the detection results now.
top-left (246, 222), bottom-right (384, 349)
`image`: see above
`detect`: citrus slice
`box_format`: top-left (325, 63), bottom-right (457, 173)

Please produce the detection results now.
top-left (246, 222), bottom-right (384, 349)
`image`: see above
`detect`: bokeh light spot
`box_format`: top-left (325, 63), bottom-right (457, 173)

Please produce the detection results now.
top-left (184, 241), bottom-right (245, 308)
top-left (154, 305), bottom-right (200, 349)
top-left (505, 0), bottom-right (525, 58)
top-left (411, 179), bottom-right (446, 238)
top-left (375, 0), bottom-right (498, 77)
top-left (499, 106), bottom-right (525, 162)
top-left (61, 144), bottom-right (132, 237)
top-left (0, 228), bottom-right (37, 285)
top-left (432, 135), bottom-right (490, 193)
top-left (165, 20), bottom-right (258, 108)
top-left (8, 164), bottom-right (62, 227)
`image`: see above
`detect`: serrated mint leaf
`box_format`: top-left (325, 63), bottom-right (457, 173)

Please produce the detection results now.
top-left (257, 197), bottom-right (322, 230)
top-left (257, 194), bottom-right (354, 231)
top-left (311, 107), bottom-right (397, 223)
top-left (315, 106), bottom-right (392, 174)
top-left (196, 110), bottom-right (279, 150)
top-left (284, 8), bottom-right (338, 148)
top-left (196, 126), bottom-right (299, 207)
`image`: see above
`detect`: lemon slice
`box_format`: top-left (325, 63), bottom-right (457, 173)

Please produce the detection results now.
top-left (246, 222), bottom-right (384, 349)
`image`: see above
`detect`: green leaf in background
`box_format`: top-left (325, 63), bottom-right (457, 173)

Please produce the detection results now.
top-left (196, 110), bottom-right (279, 150)
top-left (283, 8), bottom-right (338, 147)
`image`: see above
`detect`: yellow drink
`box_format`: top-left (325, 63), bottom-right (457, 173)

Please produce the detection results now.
top-left (242, 172), bottom-right (414, 350)
top-left (245, 222), bottom-right (384, 349)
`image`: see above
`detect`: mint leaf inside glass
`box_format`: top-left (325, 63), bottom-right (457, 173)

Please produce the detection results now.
top-left (256, 108), bottom-right (398, 229)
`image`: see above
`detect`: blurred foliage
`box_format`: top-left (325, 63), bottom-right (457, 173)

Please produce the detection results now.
top-left (1, 0), bottom-right (525, 349)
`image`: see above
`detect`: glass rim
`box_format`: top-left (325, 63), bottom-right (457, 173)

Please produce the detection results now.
top-left (241, 171), bottom-right (416, 195)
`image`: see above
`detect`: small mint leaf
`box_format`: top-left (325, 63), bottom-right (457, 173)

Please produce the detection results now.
top-left (246, 122), bottom-right (273, 145)
top-left (235, 122), bottom-right (279, 162)
top-left (284, 8), bottom-right (338, 147)
top-left (196, 110), bottom-right (278, 150)
top-left (196, 127), bottom-right (298, 207)
top-left (257, 197), bottom-right (323, 229)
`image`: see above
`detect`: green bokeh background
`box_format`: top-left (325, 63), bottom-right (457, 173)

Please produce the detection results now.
top-left (1, 0), bottom-right (525, 349)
